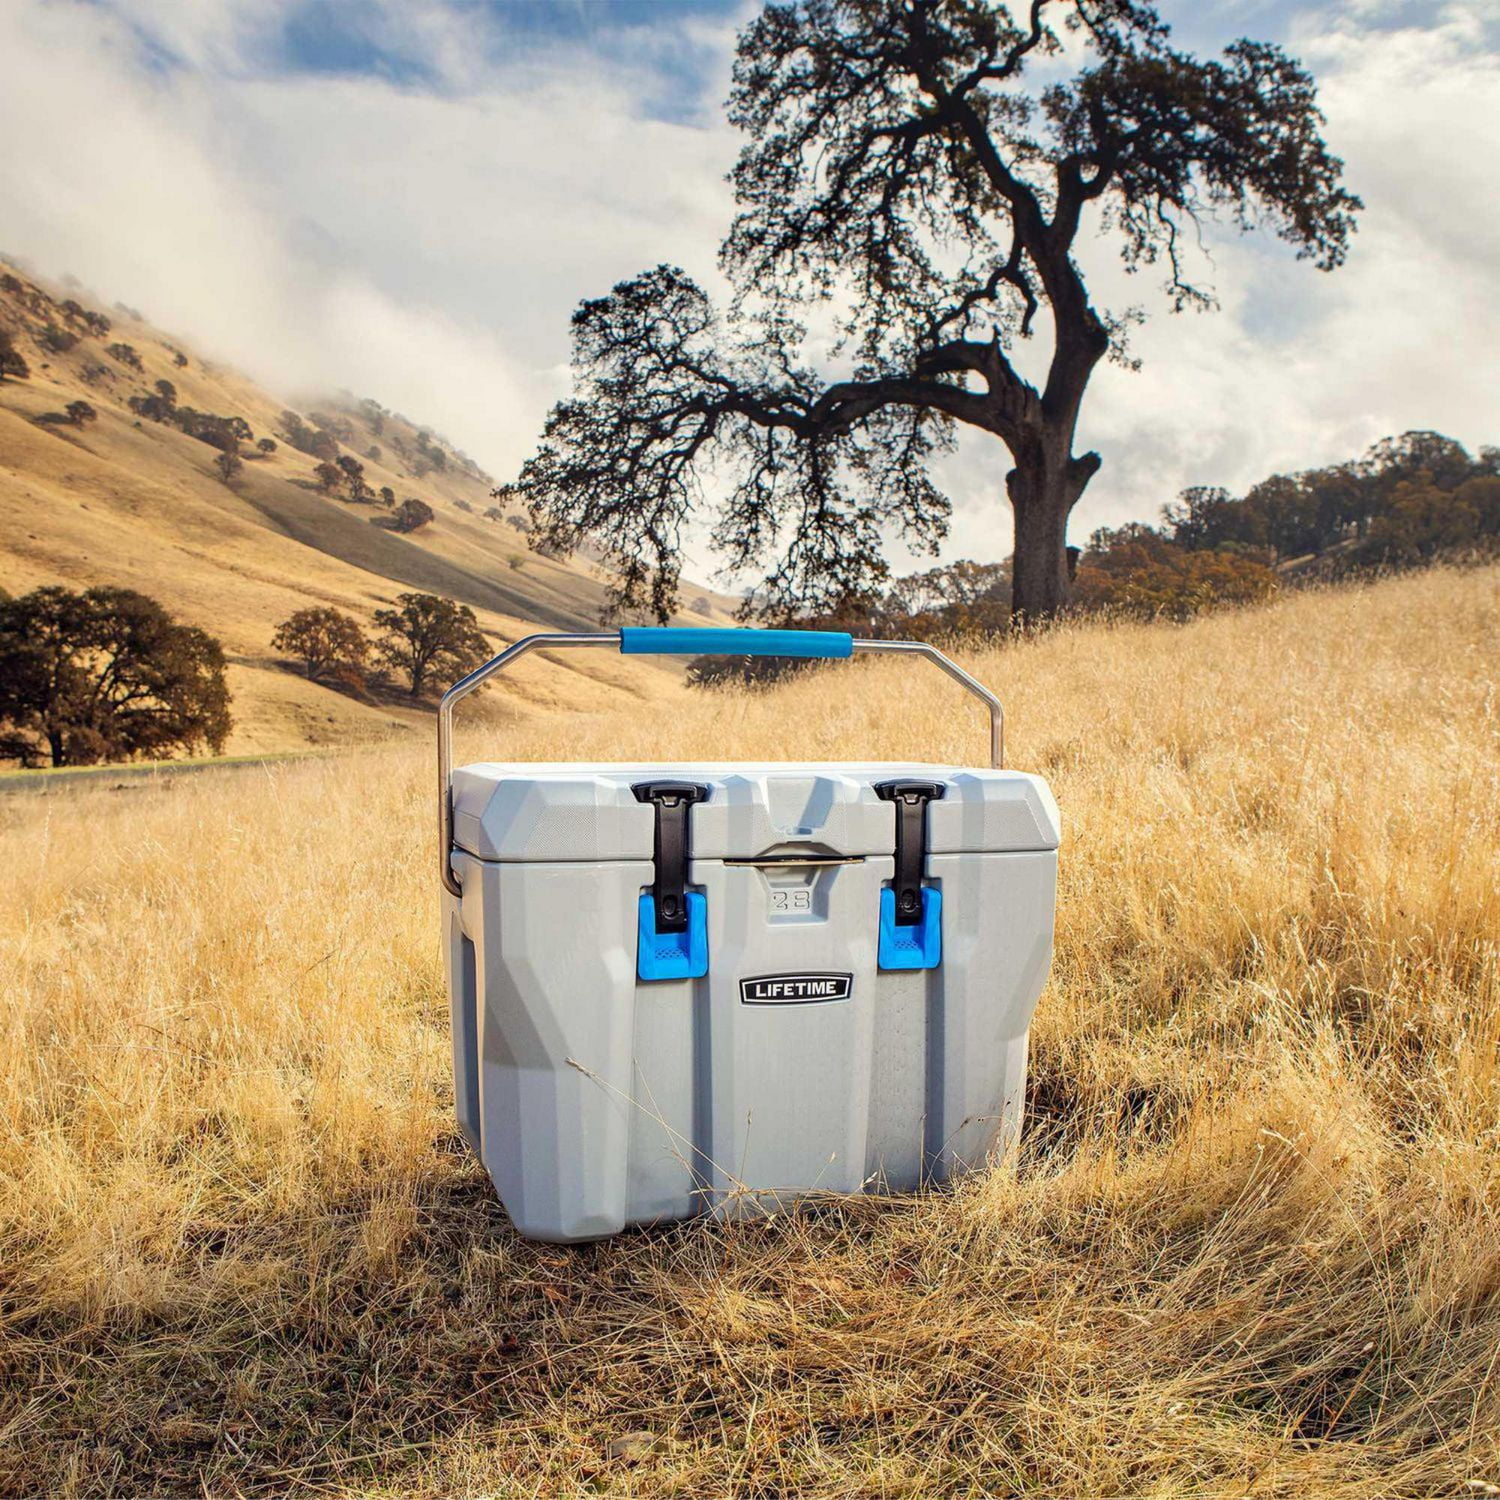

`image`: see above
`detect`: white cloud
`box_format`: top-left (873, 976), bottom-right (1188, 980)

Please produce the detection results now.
top-left (1036, 1), bottom-right (1500, 552)
top-left (0, 0), bottom-right (738, 473)
top-left (0, 0), bottom-right (1494, 581)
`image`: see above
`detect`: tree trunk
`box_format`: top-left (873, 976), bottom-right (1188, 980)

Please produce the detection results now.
top-left (1006, 445), bottom-right (1099, 623)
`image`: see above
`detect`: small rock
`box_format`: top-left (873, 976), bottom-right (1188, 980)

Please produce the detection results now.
top-left (606, 1431), bottom-right (658, 1464)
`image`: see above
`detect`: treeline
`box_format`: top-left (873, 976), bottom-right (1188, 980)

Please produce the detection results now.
top-left (1079, 429), bottom-right (1498, 619)
top-left (689, 430), bottom-right (1496, 687)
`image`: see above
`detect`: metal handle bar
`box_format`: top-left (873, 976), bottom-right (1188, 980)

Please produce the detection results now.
top-left (438, 630), bottom-right (1003, 897)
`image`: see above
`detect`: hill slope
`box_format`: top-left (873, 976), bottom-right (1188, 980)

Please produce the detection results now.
top-left (0, 260), bottom-right (734, 755)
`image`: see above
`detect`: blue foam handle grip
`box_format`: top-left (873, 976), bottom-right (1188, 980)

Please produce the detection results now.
top-left (620, 627), bottom-right (853, 659)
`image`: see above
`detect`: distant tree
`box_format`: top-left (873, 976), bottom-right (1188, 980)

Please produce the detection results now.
top-left (386, 497), bottom-right (435, 533)
top-left (336, 454), bottom-right (370, 501)
top-left (64, 400), bottom-right (97, 428)
top-left (0, 586), bottom-right (231, 767)
top-left (256, 437), bottom-right (277, 457)
top-left (484, 506), bottom-right (504, 521)
top-left (0, 327), bottom-right (29, 381)
top-left (454, 498), bottom-right (473, 513)
top-left (272, 607), bottom-right (370, 684)
top-left (366, 444), bottom-right (381, 461)
top-left (106, 342), bottom-right (143, 370)
top-left (153, 378), bottom-right (177, 407)
top-left (883, 559), bottom-right (1012, 634)
top-left (308, 429), bottom-right (340, 462)
top-left (379, 486), bottom-right (396, 507)
top-left (215, 448), bottom-right (243, 484)
top-left (279, 409), bottom-right (312, 449)
top-left (504, 514), bottom-right (529, 534)
top-left (508, 556), bottom-right (526, 571)
top-left (172, 348), bottom-right (189, 368)
top-left (373, 592), bottom-right (488, 697)
top-left (39, 325), bottom-right (78, 354)
top-left (309, 410), bottom-right (356, 444)
top-left (1074, 525), bottom-right (1276, 619)
top-left (1159, 430), bottom-right (1497, 571)
top-left (178, 412), bottom-right (241, 453)
top-left (314, 461), bottom-right (344, 494)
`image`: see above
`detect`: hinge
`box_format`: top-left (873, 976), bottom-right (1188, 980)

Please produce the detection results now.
top-left (632, 781), bottom-right (708, 933)
top-left (875, 780), bottom-right (945, 927)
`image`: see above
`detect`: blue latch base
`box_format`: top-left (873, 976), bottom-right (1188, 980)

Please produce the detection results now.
top-left (878, 887), bottom-right (942, 970)
top-left (637, 891), bottom-right (709, 981)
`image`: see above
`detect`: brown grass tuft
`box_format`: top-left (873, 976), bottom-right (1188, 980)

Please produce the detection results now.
top-left (1, 564), bottom-right (1496, 1495)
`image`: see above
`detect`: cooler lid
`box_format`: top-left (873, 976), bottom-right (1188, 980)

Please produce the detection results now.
top-left (450, 763), bottom-right (1059, 863)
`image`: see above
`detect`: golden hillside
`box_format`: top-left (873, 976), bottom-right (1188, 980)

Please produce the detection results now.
top-left (0, 260), bottom-right (733, 756)
top-left (2, 564), bottom-right (1496, 1494)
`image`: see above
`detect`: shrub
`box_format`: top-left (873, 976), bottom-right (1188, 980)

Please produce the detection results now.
top-left (106, 342), bottom-right (143, 370)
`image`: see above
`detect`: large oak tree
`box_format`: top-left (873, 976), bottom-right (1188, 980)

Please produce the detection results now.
top-left (510, 0), bottom-right (1359, 621)
top-left (0, 587), bottom-right (231, 768)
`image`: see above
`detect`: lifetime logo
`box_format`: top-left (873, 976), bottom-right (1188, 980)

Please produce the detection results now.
top-left (739, 972), bottom-right (854, 1005)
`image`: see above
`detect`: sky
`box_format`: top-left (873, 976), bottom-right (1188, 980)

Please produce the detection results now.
top-left (1, 0), bottom-right (1496, 576)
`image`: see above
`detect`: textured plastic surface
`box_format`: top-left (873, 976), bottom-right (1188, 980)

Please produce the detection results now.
top-left (445, 762), bottom-right (1058, 1242)
top-left (878, 886), bottom-right (942, 970)
top-left (620, 627), bottom-right (854, 658)
top-left (637, 891), bottom-right (709, 980)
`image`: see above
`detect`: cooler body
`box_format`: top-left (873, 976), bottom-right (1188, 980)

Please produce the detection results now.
top-left (444, 761), bottom-right (1059, 1242)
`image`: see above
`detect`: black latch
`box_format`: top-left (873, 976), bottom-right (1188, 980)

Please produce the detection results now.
top-left (875, 780), bottom-right (945, 926)
top-left (632, 781), bottom-right (708, 932)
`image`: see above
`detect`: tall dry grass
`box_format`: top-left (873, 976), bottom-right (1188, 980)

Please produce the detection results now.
top-left (0, 565), bottom-right (1496, 1497)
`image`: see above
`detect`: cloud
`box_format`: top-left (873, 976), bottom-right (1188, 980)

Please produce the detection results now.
top-left (0, 0), bottom-right (1494, 582)
top-left (0, 0), bottom-right (738, 472)
top-left (1022, 1), bottom-right (1500, 554)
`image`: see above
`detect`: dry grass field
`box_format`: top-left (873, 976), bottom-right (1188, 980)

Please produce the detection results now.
top-left (1, 565), bottom-right (1497, 1497)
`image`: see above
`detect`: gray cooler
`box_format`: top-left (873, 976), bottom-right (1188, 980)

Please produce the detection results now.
top-left (438, 628), bottom-right (1059, 1242)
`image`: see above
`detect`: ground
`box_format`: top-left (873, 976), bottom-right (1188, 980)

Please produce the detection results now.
top-left (1, 565), bottom-right (1496, 1497)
